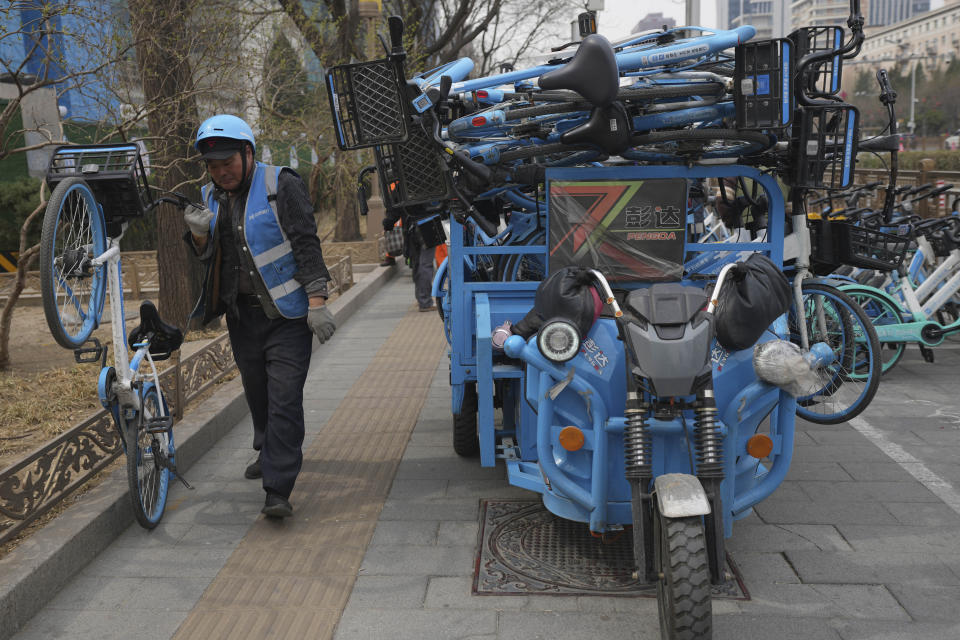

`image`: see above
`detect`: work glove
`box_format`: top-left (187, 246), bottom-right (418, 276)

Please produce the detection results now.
top-left (184, 204), bottom-right (214, 237)
top-left (308, 305), bottom-right (336, 343)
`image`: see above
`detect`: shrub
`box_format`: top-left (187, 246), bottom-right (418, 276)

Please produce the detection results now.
top-left (0, 177), bottom-right (43, 252)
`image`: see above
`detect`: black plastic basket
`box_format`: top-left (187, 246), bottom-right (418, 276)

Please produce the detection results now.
top-left (788, 104), bottom-right (859, 191)
top-left (45, 144), bottom-right (151, 222)
top-left (374, 119), bottom-right (450, 209)
top-left (788, 26), bottom-right (844, 98)
top-left (809, 219), bottom-right (908, 273)
top-left (326, 59), bottom-right (409, 150)
top-left (734, 38), bottom-right (794, 130)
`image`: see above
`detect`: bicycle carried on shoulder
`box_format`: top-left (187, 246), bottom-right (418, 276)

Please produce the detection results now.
top-left (39, 143), bottom-right (192, 528)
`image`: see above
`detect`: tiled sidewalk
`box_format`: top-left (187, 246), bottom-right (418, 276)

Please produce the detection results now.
top-left (10, 266), bottom-right (960, 640)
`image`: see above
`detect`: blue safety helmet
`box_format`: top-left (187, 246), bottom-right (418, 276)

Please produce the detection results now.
top-left (195, 114), bottom-right (256, 159)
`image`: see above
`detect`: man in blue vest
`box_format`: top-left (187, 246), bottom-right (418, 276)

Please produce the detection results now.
top-left (183, 114), bottom-right (336, 519)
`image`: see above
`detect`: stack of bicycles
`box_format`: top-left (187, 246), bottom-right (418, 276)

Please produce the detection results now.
top-left (328, 2), bottom-right (888, 637)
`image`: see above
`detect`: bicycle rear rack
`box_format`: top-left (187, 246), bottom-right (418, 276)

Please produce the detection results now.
top-left (46, 144), bottom-right (151, 224)
top-left (734, 38), bottom-right (794, 131)
top-left (327, 58), bottom-right (410, 150)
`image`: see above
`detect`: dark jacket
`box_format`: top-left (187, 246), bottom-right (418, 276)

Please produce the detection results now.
top-left (188, 168), bottom-right (329, 325)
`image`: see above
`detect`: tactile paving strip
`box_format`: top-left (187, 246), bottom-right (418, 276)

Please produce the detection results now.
top-left (474, 499), bottom-right (749, 599)
top-left (173, 310), bottom-right (446, 639)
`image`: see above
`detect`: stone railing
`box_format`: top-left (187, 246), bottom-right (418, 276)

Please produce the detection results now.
top-left (853, 161), bottom-right (960, 218)
top-left (0, 251), bottom-right (160, 306)
top-left (0, 255), bottom-right (352, 546)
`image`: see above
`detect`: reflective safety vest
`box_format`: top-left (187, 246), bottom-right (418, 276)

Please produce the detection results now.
top-left (202, 163), bottom-right (308, 318)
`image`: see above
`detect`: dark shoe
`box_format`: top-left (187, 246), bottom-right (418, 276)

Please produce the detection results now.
top-left (244, 453), bottom-right (262, 479)
top-left (379, 256), bottom-right (396, 267)
top-left (262, 492), bottom-right (293, 518)
top-left (418, 303), bottom-right (436, 312)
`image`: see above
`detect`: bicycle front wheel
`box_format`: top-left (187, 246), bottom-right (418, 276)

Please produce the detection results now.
top-left (841, 286), bottom-right (908, 375)
top-left (790, 282), bottom-right (881, 424)
top-left (40, 178), bottom-right (108, 349)
top-left (126, 384), bottom-right (174, 528)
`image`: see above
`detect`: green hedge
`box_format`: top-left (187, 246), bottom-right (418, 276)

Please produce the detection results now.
top-left (858, 150), bottom-right (960, 171)
top-left (0, 177), bottom-right (43, 252)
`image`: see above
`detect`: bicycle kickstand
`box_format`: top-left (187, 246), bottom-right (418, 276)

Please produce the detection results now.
top-left (157, 453), bottom-right (194, 490)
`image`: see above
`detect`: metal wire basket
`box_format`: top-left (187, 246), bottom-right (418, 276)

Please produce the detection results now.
top-left (45, 144), bottom-right (151, 222)
top-left (809, 219), bottom-right (909, 273)
top-left (734, 38), bottom-right (794, 131)
top-left (374, 119), bottom-right (450, 209)
top-left (788, 26), bottom-right (845, 98)
top-left (326, 59), bottom-right (409, 150)
top-left (788, 104), bottom-right (859, 191)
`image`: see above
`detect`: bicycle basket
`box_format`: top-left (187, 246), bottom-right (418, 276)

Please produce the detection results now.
top-left (809, 219), bottom-right (909, 273)
top-left (734, 38), bottom-right (794, 130)
top-left (326, 59), bottom-right (409, 150)
top-left (45, 144), bottom-right (151, 223)
top-left (788, 26), bottom-right (844, 97)
top-left (374, 119), bottom-right (451, 209)
top-left (788, 104), bottom-right (859, 190)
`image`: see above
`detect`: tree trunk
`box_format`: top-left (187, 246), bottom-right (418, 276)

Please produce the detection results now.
top-left (0, 197), bottom-right (42, 371)
top-left (128, 0), bottom-right (203, 330)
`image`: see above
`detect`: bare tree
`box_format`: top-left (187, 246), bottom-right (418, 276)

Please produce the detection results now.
top-left (0, 1), bottom-right (139, 370)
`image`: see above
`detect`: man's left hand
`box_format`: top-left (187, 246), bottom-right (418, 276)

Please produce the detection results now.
top-left (308, 305), bottom-right (336, 343)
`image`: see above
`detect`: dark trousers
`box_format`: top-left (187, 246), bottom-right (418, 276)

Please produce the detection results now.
top-left (410, 244), bottom-right (435, 308)
top-left (226, 302), bottom-right (313, 499)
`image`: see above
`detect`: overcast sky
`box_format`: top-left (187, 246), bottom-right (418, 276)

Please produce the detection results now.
top-left (596, 0), bottom-right (719, 42)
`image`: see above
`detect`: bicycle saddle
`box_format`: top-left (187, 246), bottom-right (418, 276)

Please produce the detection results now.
top-left (559, 102), bottom-right (632, 155)
top-left (539, 34), bottom-right (619, 108)
top-left (128, 301), bottom-right (184, 361)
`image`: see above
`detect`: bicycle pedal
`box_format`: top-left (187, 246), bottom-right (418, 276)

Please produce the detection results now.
top-left (73, 338), bottom-right (104, 364)
top-left (145, 416), bottom-right (173, 433)
top-left (920, 346), bottom-right (935, 363)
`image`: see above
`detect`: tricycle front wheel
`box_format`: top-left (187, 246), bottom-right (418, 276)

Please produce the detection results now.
top-left (655, 507), bottom-right (712, 640)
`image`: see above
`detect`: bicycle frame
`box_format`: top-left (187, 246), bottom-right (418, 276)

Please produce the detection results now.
top-left (90, 234), bottom-right (169, 439)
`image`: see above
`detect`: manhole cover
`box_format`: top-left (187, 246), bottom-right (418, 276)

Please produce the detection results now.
top-left (474, 499), bottom-right (749, 598)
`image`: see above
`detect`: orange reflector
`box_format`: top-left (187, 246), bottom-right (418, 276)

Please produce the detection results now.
top-left (477, 90), bottom-right (489, 98)
top-left (471, 116), bottom-right (487, 126)
top-left (559, 426), bottom-right (585, 451)
top-left (746, 434), bottom-right (773, 459)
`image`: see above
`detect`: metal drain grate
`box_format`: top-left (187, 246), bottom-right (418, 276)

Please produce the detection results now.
top-left (474, 499), bottom-right (750, 598)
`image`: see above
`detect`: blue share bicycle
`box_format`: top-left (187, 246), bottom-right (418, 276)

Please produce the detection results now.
top-left (40, 143), bottom-right (192, 528)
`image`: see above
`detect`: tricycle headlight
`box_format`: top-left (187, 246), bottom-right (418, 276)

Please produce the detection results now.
top-left (537, 320), bottom-right (581, 363)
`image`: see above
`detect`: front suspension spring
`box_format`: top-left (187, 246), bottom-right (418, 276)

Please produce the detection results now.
top-left (694, 389), bottom-right (724, 478)
top-left (624, 393), bottom-right (652, 479)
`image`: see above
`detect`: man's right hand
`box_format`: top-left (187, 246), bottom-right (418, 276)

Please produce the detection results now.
top-left (184, 204), bottom-right (214, 237)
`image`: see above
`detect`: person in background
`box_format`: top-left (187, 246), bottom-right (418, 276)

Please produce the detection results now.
top-left (183, 114), bottom-right (336, 519)
top-left (382, 204), bottom-right (436, 312)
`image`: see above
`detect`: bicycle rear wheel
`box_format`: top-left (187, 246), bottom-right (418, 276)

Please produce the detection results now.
top-left (789, 282), bottom-right (881, 424)
top-left (126, 384), bottom-right (174, 528)
top-left (40, 177), bottom-right (108, 349)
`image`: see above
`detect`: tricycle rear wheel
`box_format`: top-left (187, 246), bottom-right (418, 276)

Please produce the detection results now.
top-left (453, 382), bottom-right (479, 457)
top-left (655, 507), bottom-right (712, 640)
